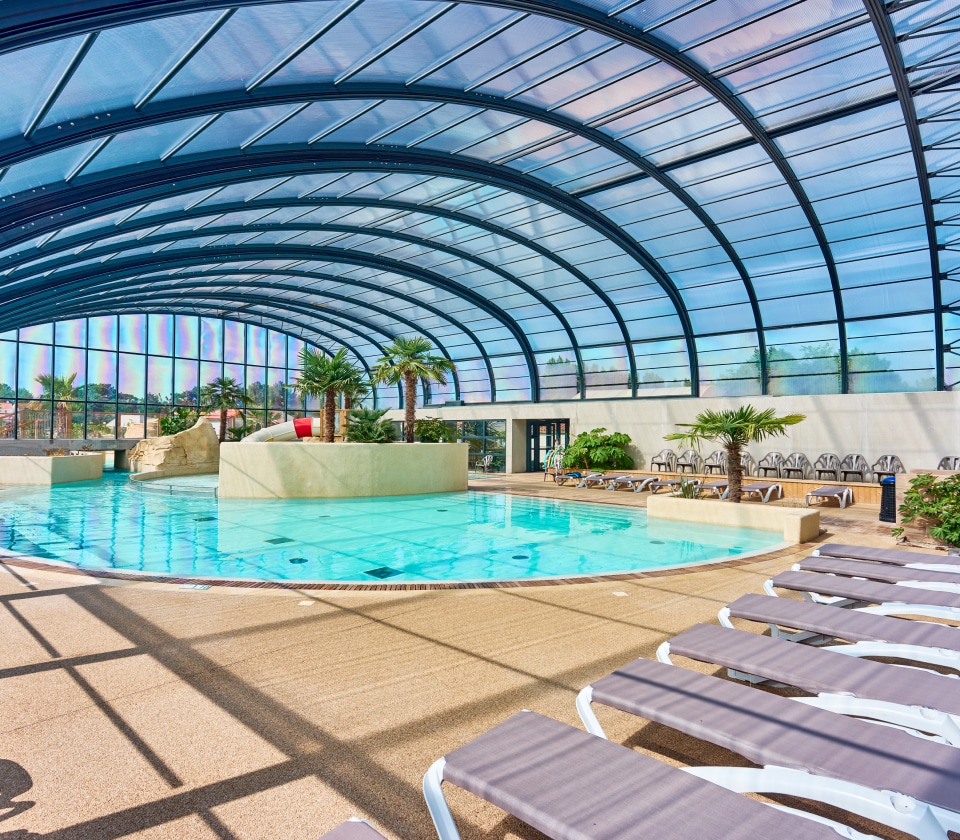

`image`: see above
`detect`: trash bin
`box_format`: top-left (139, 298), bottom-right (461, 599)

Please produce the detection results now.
top-left (879, 476), bottom-right (897, 523)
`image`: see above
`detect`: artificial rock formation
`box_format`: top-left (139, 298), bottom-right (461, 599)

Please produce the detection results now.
top-left (128, 418), bottom-right (220, 475)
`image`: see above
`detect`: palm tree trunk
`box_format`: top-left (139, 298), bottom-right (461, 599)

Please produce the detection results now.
top-left (404, 372), bottom-right (416, 443)
top-left (726, 444), bottom-right (743, 503)
top-left (219, 409), bottom-right (227, 442)
top-left (324, 386), bottom-right (336, 443)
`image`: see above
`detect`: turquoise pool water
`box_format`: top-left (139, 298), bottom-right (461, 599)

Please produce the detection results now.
top-left (0, 471), bottom-right (782, 583)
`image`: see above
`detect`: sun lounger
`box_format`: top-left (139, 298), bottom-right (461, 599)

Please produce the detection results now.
top-left (798, 556), bottom-right (960, 593)
top-left (814, 543), bottom-right (960, 571)
top-left (721, 592), bottom-right (960, 671)
top-left (657, 622), bottom-right (960, 744)
top-left (742, 481), bottom-right (783, 503)
top-left (806, 486), bottom-right (852, 508)
top-left (423, 710), bottom-right (885, 840)
top-left (605, 474), bottom-right (658, 492)
top-left (649, 477), bottom-right (700, 495)
top-left (576, 658), bottom-right (960, 834)
top-left (766, 570), bottom-right (960, 621)
top-left (699, 479), bottom-right (728, 499)
top-left (319, 820), bottom-right (388, 840)
top-left (575, 473), bottom-right (629, 488)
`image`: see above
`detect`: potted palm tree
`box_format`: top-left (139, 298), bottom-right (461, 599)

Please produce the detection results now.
top-left (291, 347), bottom-right (366, 443)
top-left (665, 406), bottom-right (805, 503)
top-left (200, 376), bottom-right (246, 443)
top-left (373, 337), bottom-right (454, 444)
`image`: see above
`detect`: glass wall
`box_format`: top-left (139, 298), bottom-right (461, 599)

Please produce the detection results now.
top-left (0, 315), bottom-right (319, 440)
top-left (445, 420), bottom-right (507, 473)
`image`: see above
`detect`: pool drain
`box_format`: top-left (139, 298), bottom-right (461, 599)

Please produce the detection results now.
top-left (288, 557), bottom-right (308, 565)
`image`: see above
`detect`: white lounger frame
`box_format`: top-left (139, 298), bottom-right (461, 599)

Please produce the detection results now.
top-left (718, 605), bottom-right (960, 673)
top-left (790, 563), bottom-right (960, 595)
top-left (762, 578), bottom-right (960, 623)
top-left (656, 640), bottom-right (960, 746)
top-left (575, 685), bottom-right (960, 840)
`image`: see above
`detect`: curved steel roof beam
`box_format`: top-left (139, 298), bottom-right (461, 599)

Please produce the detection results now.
top-left (6, 219), bottom-right (583, 397)
top-left (2, 193), bottom-right (627, 392)
top-left (863, 0), bottom-right (945, 391)
top-left (4, 274), bottom-right (466, 400)
top-left (0, 83), bottom-right (764, 387)
top-left (0, 149), bottom-right (691, 391)
top-left (1, 260), bottom-right (497, 400)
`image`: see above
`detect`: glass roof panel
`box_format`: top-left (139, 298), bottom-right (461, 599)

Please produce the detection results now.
top-left (82, 118), bottom-right (213, 176)
top-left (40, 12), bottom-right (223, 127)
top-left (171, 105), bottom-right (302, 157)
top-left (0, 36), bottom-right (80, 140)
top-left (0, 139), bottom-right (101, 198)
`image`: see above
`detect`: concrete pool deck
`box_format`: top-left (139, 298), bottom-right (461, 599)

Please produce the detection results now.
top-left (0, 474), bottom-right (933, 839)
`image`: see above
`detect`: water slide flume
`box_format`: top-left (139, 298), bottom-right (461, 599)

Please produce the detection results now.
top-left (242, 418), bottom-right (323, 442)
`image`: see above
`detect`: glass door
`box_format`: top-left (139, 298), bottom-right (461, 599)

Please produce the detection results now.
top-left (525, 419), bottom-right (569, 472)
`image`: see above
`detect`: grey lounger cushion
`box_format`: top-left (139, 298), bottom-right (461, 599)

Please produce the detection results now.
top-left (440, 710), bottom-right (840, 840)
top-left (727, 593), bottom-right (960, 652)
top-left (771, 570), bottom-right (960, 609)
top-left (815, 543), bottom-right (960, 567)
top-left (319, 821), bottom-right (388, 840)
top-left (668, 623), bottom-right (960, 717)
top-left (799, 555), bottom-right (960, 586)
top-left (589, 659), bottom-right (960, 813)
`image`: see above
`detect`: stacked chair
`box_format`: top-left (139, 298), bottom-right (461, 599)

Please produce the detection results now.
top-left (424, 542), bottom-right (960, 840)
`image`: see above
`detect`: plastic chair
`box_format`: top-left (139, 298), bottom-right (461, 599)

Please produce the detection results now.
top-left (756, 452), bottom-right (784, 478)
top-left (871, 454), bottom-right (904, 483)
top-left (781, 452), bottom-right (812, 480)
top-left (813, 453), bottom-right (841, 481)
top-left (650, 449), bottom-right (676, 472)
top-left (675, 449), bottom-right (703, 474)
top-left (740, 451), bottom-right (756, 477)
top-left (839, 453), bottom-right (871, 483)
top-left (937, 456), bottom-right (960, 471)
top-left (703, 450), bottom-right (727, 475)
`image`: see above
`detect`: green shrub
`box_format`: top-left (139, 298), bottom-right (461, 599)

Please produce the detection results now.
top-left (344, 408), bottom-right (397, 443)
top-left (893, 473), bottom-right (960, 545)
top-left (562, 428), bottom-right (633, 471)
top-left (415, 416), bottom-right (456, 442)
top-left (159, 407), bottom-right (197, 436)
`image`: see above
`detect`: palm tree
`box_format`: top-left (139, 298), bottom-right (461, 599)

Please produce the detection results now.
top-left (664, 405), bottom-right (805, 503)
top-left (291, 347), bottom-right (366, 443)
top-left (36, 372), bottom-right (79, 437)
top-left (200, 377), bottom-right (246, 443)
top-left (373, 336), bottom-right (455, 443)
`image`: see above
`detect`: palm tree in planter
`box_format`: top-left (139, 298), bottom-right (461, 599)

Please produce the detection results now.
top-left (200, 377), bottom-right (246, 443)
top-left (664, 405), bottom-right (805, 503)
top-left (373, 337), bottom-right (455, 444)
top-left (292, 347), bottom-right (366, 443)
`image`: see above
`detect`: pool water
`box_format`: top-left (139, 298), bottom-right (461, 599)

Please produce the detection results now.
top-left (0, 471), bottom-right (783, 583)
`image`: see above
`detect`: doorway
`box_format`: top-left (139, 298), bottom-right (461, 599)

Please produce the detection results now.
top-left (525, 419), bottom-right (569, 472)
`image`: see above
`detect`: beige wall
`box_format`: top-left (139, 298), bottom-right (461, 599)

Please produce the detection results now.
top-left (646, 494), bottom-right (820, 544)
top-left (218, 442), bottom-right (469, 498)
top-left (0, 452), bottom-right (104, 485)
top-left (398, 391), bottom-right (960, 474)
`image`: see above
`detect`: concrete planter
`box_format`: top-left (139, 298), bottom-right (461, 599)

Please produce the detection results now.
top-left (218, 441), bottom-right (470, 499)
top-left (646, 494), bottom-right (819, 544)
top-left (0, 452), bottom-right (104, 485)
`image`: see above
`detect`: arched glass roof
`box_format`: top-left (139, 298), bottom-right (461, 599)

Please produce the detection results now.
top-left (0, 0), bottom-right (956, 404)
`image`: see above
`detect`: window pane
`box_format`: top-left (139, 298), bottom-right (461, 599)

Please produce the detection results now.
top-left (174, 359), bottom-right (199, 404)
top-left (55, 319), bottom-right (86, 347)
top-left (118, 353), bottom-right (145, 402)
top-left (148, 314), bottom-right (173, 356)
top-left (18, 343), bottom-right (52, 398)
top-left (87, 350), bottom-right (117, 395)
top-left (246, 325), bottom-right (267, 366)
top-left (175, 315), bottom-right (199, 359)
top-left (147, 356), bottom-right (172, 403)
top-left (224, 321), bottom-right (245, 363)
top-left (200, 317), bottom-right (223, 361)
top-left (54, 346), bottom-right (85, 391)
top-left (268, 331), bottom-right (286, 367)
top-left (118, 314), bottom-right (144, 352)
